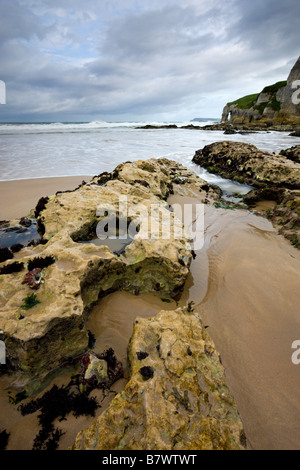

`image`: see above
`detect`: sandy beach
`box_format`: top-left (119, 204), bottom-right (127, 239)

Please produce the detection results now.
top-left (1, 178), bottom-right (300, 450)
top-left (0, 176), bottom-right (92, 220)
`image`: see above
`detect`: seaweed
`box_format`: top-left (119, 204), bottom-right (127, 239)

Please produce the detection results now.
top-left (21, 293), bottom-right (40, 310)
top-left (27, 238), bottom-right (48, 247)
top-left (96, 172), bottom-right (113, 186)
top-left (100, 348), bottom-right (115, 369)
top-left (16, 348), bottom-right (123, 450)
top-left (187, 301), bottom-right (195, 312)
top-left (10, 243), bottom-right (24, 253)
top-left (34, 196), bottom-right (49, 219)
top-left (0, 262), bottom-right (25, 275)
top-left (71, 393), bottom-right (99, 418)
top-left (0, 429), bottom-right (10, 450)
top-left (56, 180), bottom-right (86, 196)
top-left (0, 247), bottom-right (13, 263)
top-left (18, 384), bottom-right (99, 450)
top-left (27, 256), bottom-right (55, 271)
top-left (8, 390), bottom-right (28, 405)
top-left (33, 428), bottom-right (64, 451)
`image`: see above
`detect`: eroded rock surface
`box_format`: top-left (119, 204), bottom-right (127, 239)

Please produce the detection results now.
top-left (193, 141), bottom-right (300, 189)
top-left (193, 141), bottom-right (300, 248)
top-left (72, 306), bottom-right (246, 451)
top-left (0, 158), bottom-right (215, 386)
top-left (280, 145), bottom-right (300, 164)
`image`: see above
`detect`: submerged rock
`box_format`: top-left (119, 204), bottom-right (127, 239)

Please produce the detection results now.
top-left (72, 307), bottom-right (246, 450)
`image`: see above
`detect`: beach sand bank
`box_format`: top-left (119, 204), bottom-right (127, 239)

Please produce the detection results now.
top-left (0, 181), bottom-right (300, 449)
top-left (0, 176), bottom-right (92, 220)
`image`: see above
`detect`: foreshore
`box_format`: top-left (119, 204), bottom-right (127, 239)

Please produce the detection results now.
top-left (1, 164), bottom-right (300, 450)
top-left (0, 175), bottom-right (92, 220)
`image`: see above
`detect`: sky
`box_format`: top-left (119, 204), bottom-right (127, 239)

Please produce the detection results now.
top-left (0, 0), bottom-right (299, 123)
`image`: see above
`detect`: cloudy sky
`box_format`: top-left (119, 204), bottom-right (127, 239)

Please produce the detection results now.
top-left (0, 0), bottom-right (299, 122)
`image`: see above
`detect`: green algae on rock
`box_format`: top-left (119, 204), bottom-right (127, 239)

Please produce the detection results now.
top-left (72, 306), bottom-right (246, 450)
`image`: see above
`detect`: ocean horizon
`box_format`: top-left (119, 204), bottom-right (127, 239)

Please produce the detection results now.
top-left (0, 119), bottom-right (299, 197)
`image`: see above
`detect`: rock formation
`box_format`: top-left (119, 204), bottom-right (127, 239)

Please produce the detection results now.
top-left (192, 141), bottom-right (300, 189)
top-left (192, 141), bottom-right (300, 248)
top-left (0, 158), bottom-right (218, 388)
top-left (72, 306), bottom-right (246, 450)
top-left (222, 57), bottom-right (300, 124)
top-left (279, 144), bottom-right (300, 164)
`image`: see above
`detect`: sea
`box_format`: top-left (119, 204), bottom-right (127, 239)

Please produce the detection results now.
top-left (0, 120), bottom-right (299, 197)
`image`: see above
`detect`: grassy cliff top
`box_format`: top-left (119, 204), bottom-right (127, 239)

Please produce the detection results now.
top-left (227, 81), bottom-right (287, 110)
top-left (227, 93), bottom-right (260, 110)
top-left (261, 80), bottom-right (287, 94)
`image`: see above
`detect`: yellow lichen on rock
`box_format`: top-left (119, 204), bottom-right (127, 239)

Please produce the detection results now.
top-left (72, 307), bottom-right (246, 451)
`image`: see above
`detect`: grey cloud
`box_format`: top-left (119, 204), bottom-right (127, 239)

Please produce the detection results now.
top-left (0, 0), bottom-right (52, 42)
top-left (1, 0), bottom-right (300, 121)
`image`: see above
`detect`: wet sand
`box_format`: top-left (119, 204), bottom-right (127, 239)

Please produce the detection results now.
top-left (196, 209), bottom-right (300, 450)
top-left (88, 198), bottom-right (300, 450)
top-left (1, 181), bottom-right (300, 450)
top-left (0, 176), bottom-right (92, 220)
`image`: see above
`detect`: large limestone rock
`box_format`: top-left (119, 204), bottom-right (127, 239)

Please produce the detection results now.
top-left (0, 159), bottom-right (213, 387)
top-left (72, 306), bottom-right (246, 450)
top-left (192, 141), bottom-right (300, 189)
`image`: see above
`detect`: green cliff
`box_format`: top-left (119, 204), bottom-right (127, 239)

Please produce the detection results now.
top-left (222, 57), bottom-right (300, 124)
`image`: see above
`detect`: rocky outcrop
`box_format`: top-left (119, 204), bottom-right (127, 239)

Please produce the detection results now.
top-left (72, 306), bottom-right (246, 450)
top-left (0, 158), bottom-right (217, 388)
top-left (279, 145), bottom-right (300, 164)
top-left (192, 141), bottom-right (300, 248)
top-left (192, 141), bottom-right (300, 189)
top-left (244, 187), bottom-right (300, 249)
top-left (222, 57), bottom-right (300, 124)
